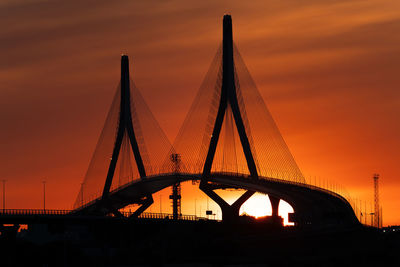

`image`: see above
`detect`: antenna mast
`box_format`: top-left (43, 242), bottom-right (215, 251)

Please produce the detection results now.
top-left (170, 153), bottom-right (182, 220)
top-left (373, 174), bottom-right (380, 228)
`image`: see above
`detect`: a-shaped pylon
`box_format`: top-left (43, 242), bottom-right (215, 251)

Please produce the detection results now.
top-left (101, 55), bottom-right (153, 217)
top-left (200, 15), bottom-right (258, 221)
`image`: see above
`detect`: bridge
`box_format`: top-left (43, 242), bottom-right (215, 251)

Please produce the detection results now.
top-left (64, 15), bottom-right (359, 228)
top-left (0, 15), bottom-right (360, 228)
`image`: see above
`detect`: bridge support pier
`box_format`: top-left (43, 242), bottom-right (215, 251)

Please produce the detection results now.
top-left (269, 195), bottom-right (283, 225)
top-left (269, 195), bottom-right (280, 218)
top-left (200, 182), bottom-right (255, 222)
top-left (129, 196), bottom-right (154, 219)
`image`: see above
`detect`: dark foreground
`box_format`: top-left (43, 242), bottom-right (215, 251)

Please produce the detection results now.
top-left (0, 219), bottom-right (399, 266)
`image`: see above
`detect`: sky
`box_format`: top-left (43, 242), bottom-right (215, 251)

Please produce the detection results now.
top-left (0, 0), bottom-right (399, 225)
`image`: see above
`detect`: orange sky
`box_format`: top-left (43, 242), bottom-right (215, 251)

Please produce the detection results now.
top-left (0, 0), bottom-right (399, 225)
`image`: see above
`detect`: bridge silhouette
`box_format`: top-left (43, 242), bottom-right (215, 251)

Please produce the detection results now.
top-left (69, 15), bottom-right (358, 227)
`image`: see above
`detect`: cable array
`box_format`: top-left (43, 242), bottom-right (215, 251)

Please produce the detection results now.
top-left (74, 80), bottom-right (174, 209)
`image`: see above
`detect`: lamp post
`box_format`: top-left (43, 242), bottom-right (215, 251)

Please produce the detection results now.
top-left (2, 180), bottom-right (6, 211)
top-left (43, 180), bottom-right (46, 210)
top-left (160, 194), bottom-right (162, 213)
top-left (80, 182), bottom-right (84, 207)
top-left (195, 198), bottom-right (197, 217)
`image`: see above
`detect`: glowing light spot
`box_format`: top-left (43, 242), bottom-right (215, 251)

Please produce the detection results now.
top-left (239, 193), bottom-right (271, 218)
top-left (239, 193), bottom-right (295, 226)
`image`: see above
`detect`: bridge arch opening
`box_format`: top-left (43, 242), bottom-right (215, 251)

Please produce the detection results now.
top-left (239, 193), bottom-right (294, 226)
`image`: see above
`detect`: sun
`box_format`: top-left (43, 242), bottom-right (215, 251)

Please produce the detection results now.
top-left (239, 193), bottom-right (294, 226)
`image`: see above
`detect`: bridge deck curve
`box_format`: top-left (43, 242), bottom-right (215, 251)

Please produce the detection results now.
top-left (74, 173), bottom-right (359, 227)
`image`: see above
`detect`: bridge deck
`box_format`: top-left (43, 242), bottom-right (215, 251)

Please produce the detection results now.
top-left (74, 173), bottom-right (359, 227)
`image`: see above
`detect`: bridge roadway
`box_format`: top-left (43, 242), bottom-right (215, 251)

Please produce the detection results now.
top-left (75, 173), bottom-right (359, 227)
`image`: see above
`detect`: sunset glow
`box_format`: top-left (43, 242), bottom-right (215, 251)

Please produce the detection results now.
top-left (0, 0), bottom-right (399, 226)
top-left (2, 2), bottom-right (400, 266)
top-left (239, 193), bottom-right (295, 226)
top-left (240, 194), bottom-right (271, 218)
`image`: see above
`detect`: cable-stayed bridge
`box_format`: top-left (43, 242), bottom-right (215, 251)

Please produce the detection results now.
top-left (65, 15), bottom-right (359, 227)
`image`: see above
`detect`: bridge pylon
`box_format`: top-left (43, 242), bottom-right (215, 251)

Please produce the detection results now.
top-left (200, 15), bottom-right (258, 221)
top-left (99, 55), bottom-right (153, 216)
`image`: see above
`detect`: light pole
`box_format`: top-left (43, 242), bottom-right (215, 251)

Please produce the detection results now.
top-left (2, 180), bottom-right (6, 211)
top-left (43, 180), bottom-right (46, 210)
top-left (160, 194), bottom-right (162, 213)
top-left (80, 182), bottom-right (84, 207)
top-left (195, 198), bottom-right (197, 217)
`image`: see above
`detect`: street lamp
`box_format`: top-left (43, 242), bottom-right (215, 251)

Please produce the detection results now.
top-left (2, 180), bottom-right (6, 211)
top-left (160, 194), bottom-right (162, 213)
top-left (43, 180), bottom-right (46, 210)
top-left (80, 182), bottom-right (84, 207)
top-left (195, 198), bottom-right (197, 217)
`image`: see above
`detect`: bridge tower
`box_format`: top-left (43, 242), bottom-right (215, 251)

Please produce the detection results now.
top-left (200, 15), bottom-right (259, 221)
top-left (100, 55), bottom-right (153, 217)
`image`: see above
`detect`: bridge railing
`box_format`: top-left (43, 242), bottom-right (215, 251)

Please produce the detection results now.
top-left (0, 209), bottom-right (211, 221)
top-left (128, 212), bottom-right (208, 221)
top-left (0, 209), bottom-right (72, 216)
